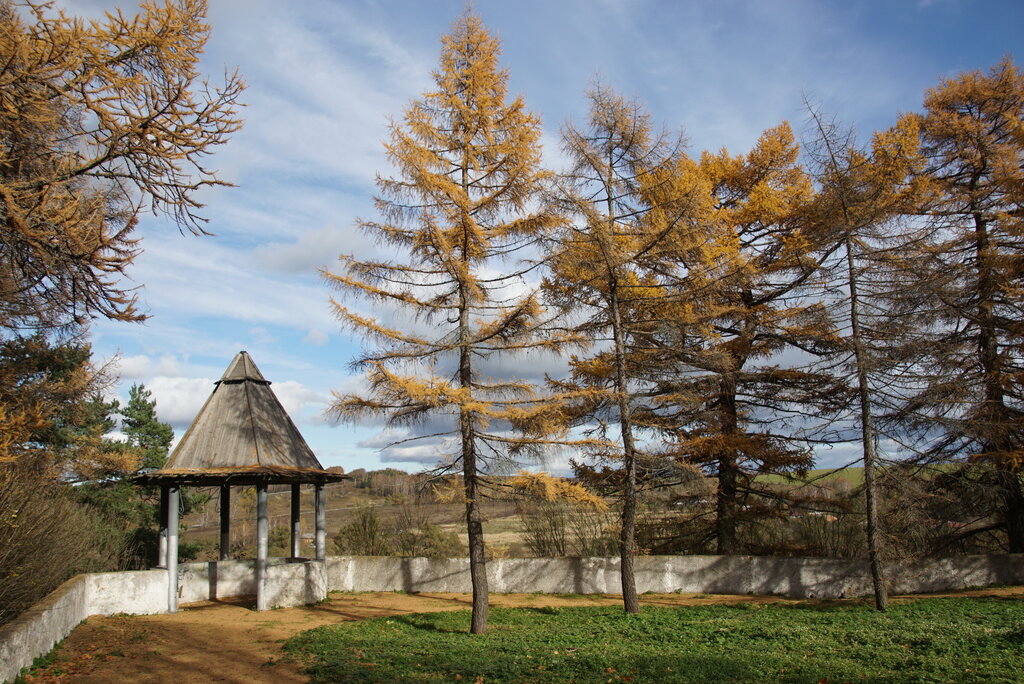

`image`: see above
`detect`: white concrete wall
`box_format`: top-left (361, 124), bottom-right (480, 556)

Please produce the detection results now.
top-left (179, 560), bottom-right (256, 603)
top-left (87, 570), bottom-right (167, 616)
top-left (0, 576), bottom-right (90, 684)
top-left (3, 554), bottom-right (1023, 683)
top-left (0, 559), bottom-right (327, 684)
top-left (178, 559), bottom-right (327, 609)
top-left (326, 554), bottom-right (1024, 598)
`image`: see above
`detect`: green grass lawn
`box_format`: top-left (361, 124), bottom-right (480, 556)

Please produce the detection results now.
top-left (284, 597), bottom-right (1024, 683)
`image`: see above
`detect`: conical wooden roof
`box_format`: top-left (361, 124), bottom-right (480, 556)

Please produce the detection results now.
top-left (137, 352), bottom-right (344, 485)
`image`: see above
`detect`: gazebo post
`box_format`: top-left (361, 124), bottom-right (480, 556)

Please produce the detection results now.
top-left (219, 485), bottom-right (231, 561)
top-left (158, 485), bottom-right (169, 568)
top-left (167, 486), bottom-right (180, 614)
top-left (256, 483), bottom-right (269, 611)
top-left (290, 484), bottom-right (301, 559)
top-left (315, 483), bottom-right (326, 561)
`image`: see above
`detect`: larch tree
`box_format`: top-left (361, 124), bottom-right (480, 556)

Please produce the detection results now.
top-left (544, 87), bottom-right (704, 613)
top-left (324, 14), bottom-right (560, 634)
top-left (655, 123), bottom-right (845, 554)
top-left (892, 59), bottom-right (1024, 552)
top-left (805, 107), bottom-right (926, 610)
top-left (0, 0), bottom-right (243, 334)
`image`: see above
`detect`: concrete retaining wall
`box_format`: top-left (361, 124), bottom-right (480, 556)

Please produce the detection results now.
top-left (325, 554), bottom-right (1024, 598)
top-left (0, 559), bottom-right (326, 684)
top-left (3, 554), bottom-right (1022, 683)
top-left (0, 575), bottom-right (90, 684)
top-left (87, 570), bottom-right (167, 616)
top-left (178, 559), bottom-right (327, 608)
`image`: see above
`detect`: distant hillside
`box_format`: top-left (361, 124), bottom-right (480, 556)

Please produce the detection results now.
top-left (756, 467), bottom-right (866, 486)
top-left (755, 463), bottom-right (965, 487)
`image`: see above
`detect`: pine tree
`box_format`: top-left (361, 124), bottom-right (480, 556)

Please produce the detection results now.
top-left (892, 59), bottom-right (1024, 551)
top-left (325, 13), bottom-right (559, 634)
top-left (121, 384), bottom-right (174, 470)
top-left (0, 334), bottom-right (138, 479)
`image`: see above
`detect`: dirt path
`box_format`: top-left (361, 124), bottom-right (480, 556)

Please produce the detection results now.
top-left (21, 587), bottom-right (1024, 683)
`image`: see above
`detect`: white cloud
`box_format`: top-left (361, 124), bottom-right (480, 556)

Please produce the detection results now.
top-left (250, 223), bottom-right (379, 275)
top-left (197, 0), bottom-right (433, 195)
top-left (115, 354), bottom-right (183, 380)
top-left (105, 430), bottom-right (128, 443)
top-left (378, 441), bottom-right (452, 466)
top-left (304, 328), bottom-right (329, 345)
top-left (272, 380), bottom-right (330, 424)
top-left (146, 376), bottom-right (215, 428)
top-left (125, 231), bottom-right (336, 333)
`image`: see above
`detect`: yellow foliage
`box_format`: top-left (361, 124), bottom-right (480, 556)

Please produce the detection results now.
top-left (0, 0), bottom-right (243, 330)
top-left (324, 13), bottom-right (565, 506)
top-left (509, 471), bottom-right (607, 511)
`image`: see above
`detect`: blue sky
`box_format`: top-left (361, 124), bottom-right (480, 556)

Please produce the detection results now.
top-left (57, 0), bottom-right (1023, 474)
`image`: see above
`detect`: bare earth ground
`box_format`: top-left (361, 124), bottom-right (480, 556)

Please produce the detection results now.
top-left (21, 587), bottom-right (1024, 684)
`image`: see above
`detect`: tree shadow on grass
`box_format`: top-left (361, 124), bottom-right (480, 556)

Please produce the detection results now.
top-left (393, 613), bottom-right (465, 633)
top-left (998, 625), bottom-right (1024, 646)
top-left (303, 652), bottom-right (753, 683)
top-left (767, 599), bottom-right (872, 613)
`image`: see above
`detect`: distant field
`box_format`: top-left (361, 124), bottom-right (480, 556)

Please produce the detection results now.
top-left (755, 463), bottom-right (963, 487)
top-left (755, 466), bottom-right (867, 486)
top-left (179, 483), bottom-right (525, 558)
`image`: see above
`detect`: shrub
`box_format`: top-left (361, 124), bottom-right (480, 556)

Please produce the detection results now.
top-left (0, 461), bottom-right (120, 624)
top-left (333, 502), bottom-right (464, 557)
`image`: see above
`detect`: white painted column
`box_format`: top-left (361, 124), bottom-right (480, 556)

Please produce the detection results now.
top-left (315, 483), bottom-right (326, 561)
top-left (158, 486), bottom-right (168, 568)
top-left (167, 486), bottom-right (179, 614)
top-left (256, 483), bottom-right (269, 611)
top-left (290, 484), bottom-right (301, 559)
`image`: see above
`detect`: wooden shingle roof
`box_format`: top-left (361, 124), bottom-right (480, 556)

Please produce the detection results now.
top-left (137, 351), bottom-right (345, 486)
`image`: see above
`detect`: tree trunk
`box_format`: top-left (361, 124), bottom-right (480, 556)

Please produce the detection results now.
top-left (997, 467), bottom-right (1024, 553)
top-left (602, 145), bottom-right (640, 615)
top-left (609, 280), bottom-right (640, 615)
top-left (972, 202), bottom-right (1022, 551)
top-left (845, 235), bottom-right (888, 610)
top-left (716, 371), bottom-right (740, 555)
top-left (460, 161), bottom-right (488, 634)
top-left (462, 409), bottom-right (489, 633)
top-left (716, 455), bottom-right (739, 554)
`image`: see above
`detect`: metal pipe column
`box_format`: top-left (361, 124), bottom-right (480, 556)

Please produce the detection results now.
top-left (158, 486), bottom-right (169, 568)
top-left (256, 484), bottom-right (269, 611)
top-left (219, 485), bottom-right (231, 561)
top-left (315, 484), bottom-right (326, 561)
top-left (167, 486), bottom-right (179, 614)
top-left (290, 484), bottom-right (301, 559)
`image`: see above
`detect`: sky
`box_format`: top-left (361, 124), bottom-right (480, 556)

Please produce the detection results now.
top-left (52, 0), bottom-right (1024, 475)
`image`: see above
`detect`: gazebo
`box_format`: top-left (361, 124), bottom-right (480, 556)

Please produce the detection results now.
top-left (136, 351), bottom-right (346, 612)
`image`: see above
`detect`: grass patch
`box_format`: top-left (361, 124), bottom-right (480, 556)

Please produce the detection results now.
top-left (285, 597), bottom-right (1024, 683)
